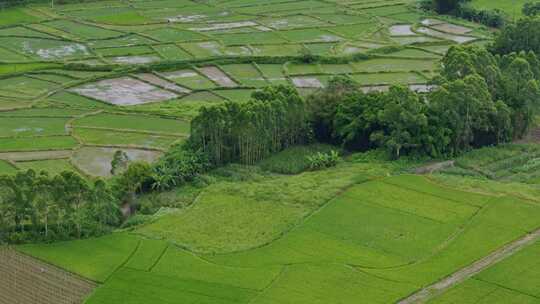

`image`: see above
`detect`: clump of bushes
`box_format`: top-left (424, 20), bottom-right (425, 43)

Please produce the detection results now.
top-left (419, 0), bottom-right (505, 28)
top-left (307, 150), bottom-right (340, 170)
top-left (259, 144), bottom-right (338, 174)
top-left (523, 2), bottom-right (540, 17)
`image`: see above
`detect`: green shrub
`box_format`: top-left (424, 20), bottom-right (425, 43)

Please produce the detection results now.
top-left (307, 150), bottom-right (340, 170)
top-left (151, 146), bottom-right (210, 191)
top-left (259, 144), bottom-right (338, 174)
top-left (121, 214), bottom-right (153, 229)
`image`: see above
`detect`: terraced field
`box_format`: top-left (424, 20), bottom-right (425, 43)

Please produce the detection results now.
top-left (17, 174), bottom-right (540, 304)
top-left (0, 0), bottom-right (489, 177)
top-left (4, 1), bottom-right (538, 304)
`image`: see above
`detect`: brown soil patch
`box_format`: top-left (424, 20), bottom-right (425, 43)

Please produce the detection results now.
top-left (292, 77), bottom-right (324, 88)
top-left (516, 127), bottom-right (540, 144)
top-left (432, 23), bottom-right (472, 35)
top-left (199, 66), bottom-right (237, 87)
top-left (134, 73), bottom-right (191, 94)
top-left (0, 247), bottom-right (95, 304)
top-left (415, 160), bottom-right (455, 174)
top-left (0, 150), bottom-right (72, 161)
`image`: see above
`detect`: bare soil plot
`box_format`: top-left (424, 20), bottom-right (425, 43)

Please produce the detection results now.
top-left (109, 55), bottom-right (160, 65)
top-left (189, 21), bottom-right (257, 32)
top-left (199, 66), bottom-right (237, 87)
top-left (417, 27), bottom-right (477, 44)
top-left (431, 23), bottom-right (472, 35)
top-left (361, 85), bottom-right (390, 93)
top-left (70, 77), bottom-right (178, 106)
top-left (392, 36), bottom-right (442, 45)
top-left (134, 73), bottom-right (191, 94)
top-left (389, 24), bottom-right (416, 36)
top-left (292, 77), bottom-right (324, 88)
top-left (409, 84), bottom-right (438, 93)
top-left (0, 247), bottom-right (95, 304)
top-left (421, 19), bottom-right (445, 26)
top-left (72, 146), bottom-right (162, 177)
top-left (0, 150), bottom-right (72, 161)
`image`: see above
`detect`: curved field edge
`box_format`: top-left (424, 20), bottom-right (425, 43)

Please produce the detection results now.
top-left (16, 173), bottom-right (540, 304)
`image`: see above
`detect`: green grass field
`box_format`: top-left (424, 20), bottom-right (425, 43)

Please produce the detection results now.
top-left (471, 0), bottom-right (528, 18)
top-left (429, 241), bottom-right (540, 303)
top-left (18, 173), bottom-right (540, 303)
top-left (1, 1), bottom-right (537, 303)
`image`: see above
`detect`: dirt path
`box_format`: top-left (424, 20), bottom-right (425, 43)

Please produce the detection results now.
top-left (414, 160), bottom-right (455, 174)
top-left (515, 126), bottom-right (540, 144)
top-left (397, 227), bottom-right (540, 304)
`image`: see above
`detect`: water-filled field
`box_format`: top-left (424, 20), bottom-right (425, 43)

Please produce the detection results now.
top-left (0, 0), bottom-right (489, 177)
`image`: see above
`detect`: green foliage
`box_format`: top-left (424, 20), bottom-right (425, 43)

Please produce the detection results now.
top-left (112, 162), bottom-right (153, 206)
top-left (441, 45), bottom-right (540, 140)
top-left (456, 5), bottom-right (506, 28)
top-left (0, 170), bottom-right (121, 243)
top-left (308, 76), bottom-right (360, 143)
top-left (316, 46), bottom-right (539, 159)
top-left (307, 150), bottom-right (340, 170)
top-left (110, 150), bottom-right (129, 175)
top-left (431, 0), bottom-right (468, 14)
top-left (522, 1), bottom-right (540, 16)
top-left (190, 85), bottom-right (310, 166)
top-left (151, 146), bottom-right (210, 191)
top-left (371, 86), bottom-right (429, 159)
top-left (442, 144), bottom-right (540, 183)
top-left (137, 162), bottom-right (380, 254)
top-left (492, 17), bottom-right (540, 56)
top-left (259, 144), bottom-right (338, 174)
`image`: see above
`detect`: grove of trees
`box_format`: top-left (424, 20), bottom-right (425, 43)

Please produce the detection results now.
top-left (189, 85), bottom-right (310, 165)
top-left (309, 46), bottom-right (540, 158)
top-left (0, 170), bottom-right (120, 243)
top-left (491, 17), bottom-right (540, 56)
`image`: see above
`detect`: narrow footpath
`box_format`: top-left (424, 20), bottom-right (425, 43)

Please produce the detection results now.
top-left (398, 227), bottom-right (540, 304)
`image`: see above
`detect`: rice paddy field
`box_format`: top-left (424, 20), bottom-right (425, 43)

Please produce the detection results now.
top-left (2, 1), bottom-right (539, 304)
top-left (0, 0), bottom-right (491, 177)
top-left (17, 172), bottom-right (540, 303)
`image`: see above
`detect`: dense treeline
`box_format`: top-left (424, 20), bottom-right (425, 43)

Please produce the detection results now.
top-left (309, 46), bottom-right (540, 158)
top-left (523, 2), bottom-right (540, 17)
top-left (189, 85), bottom-right (310, 165)
top-left (0, 171), bottom-right (120, 243)
top-left (420, 0), bottom-right (505, 27)
top-left (491, 17), bottom-right (540, 56)
top-left (0, 145), bottom-right (209, 244)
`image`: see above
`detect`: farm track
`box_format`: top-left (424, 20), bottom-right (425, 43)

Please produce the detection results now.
top-left (397, 227), bottom-right (540, 304)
